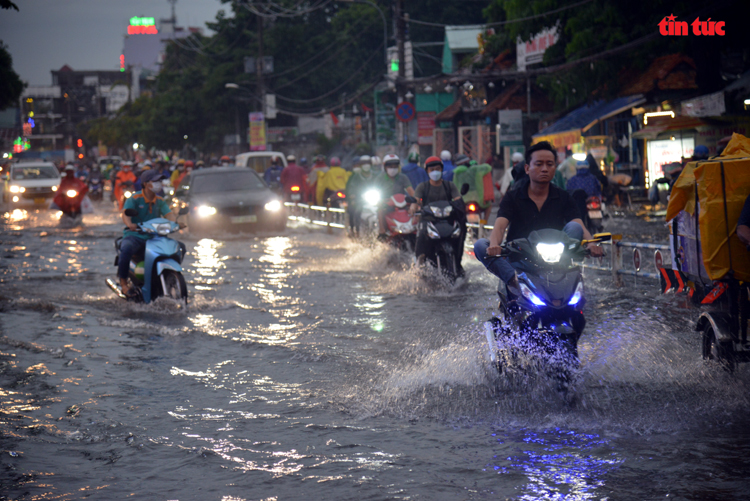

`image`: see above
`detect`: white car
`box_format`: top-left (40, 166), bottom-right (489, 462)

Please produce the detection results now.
top-left (3, 161), bottom-right (61, 206)
top-left (234, 151), bottom-right (287, 174)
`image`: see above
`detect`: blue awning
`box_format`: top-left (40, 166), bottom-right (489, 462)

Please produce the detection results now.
top-left (533, 94), bottom-right (645, 147)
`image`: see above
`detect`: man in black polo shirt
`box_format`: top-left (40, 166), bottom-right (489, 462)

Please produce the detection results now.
top-left (474, 141), bottom-right (604, 287)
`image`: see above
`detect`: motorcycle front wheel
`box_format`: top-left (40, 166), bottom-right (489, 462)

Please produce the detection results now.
top-left (436, 242), bottom-right (457, 281)
top-left (161, 270), bottom-right (188, 302)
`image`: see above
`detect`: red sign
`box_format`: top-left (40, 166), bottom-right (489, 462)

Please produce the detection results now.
top-left (417, 112), bottom-right (435, 145)
top-left (633, 248), bottom-right (641, 272)
top-left (128, 25), bottom-right (158, 35)
top-left (654, 250), bottom-right (663, 270)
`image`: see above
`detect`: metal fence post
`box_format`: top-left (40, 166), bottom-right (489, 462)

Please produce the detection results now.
top-left (611, 236), bottom-right (623, 287)
top-left (326, 203), bottom-right (332, 234)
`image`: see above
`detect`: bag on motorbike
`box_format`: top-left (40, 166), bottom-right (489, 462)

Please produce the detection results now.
top-left (80, 195), bottom-right (95, 214)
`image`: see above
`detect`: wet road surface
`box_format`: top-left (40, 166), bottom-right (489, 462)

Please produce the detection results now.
top-left (1, 204), bottom-right (749, 500)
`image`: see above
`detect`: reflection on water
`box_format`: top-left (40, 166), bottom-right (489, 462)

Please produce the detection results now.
top-left (490, 429), bottom-right (621, 501)
top-left (192, 238), bottom-right (225, 290)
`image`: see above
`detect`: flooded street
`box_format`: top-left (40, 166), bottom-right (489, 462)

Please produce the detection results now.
top-left (2, 204), bottom-right (750, 500)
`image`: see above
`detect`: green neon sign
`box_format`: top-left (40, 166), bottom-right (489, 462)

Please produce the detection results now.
top-left (130, 16), bottom-right (155, 26)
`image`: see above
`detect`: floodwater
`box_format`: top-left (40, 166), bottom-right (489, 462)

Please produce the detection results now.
top-left (1, 204), bottom-right (749, 500)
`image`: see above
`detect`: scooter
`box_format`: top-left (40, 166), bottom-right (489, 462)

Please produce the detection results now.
top-left (88, 177), bottom-right (103, 202)
top-left (381, 193), bottom-right (419, 252)
top-left (410, 198), bottom-right (462, 282)
top-left (585, 195), bottom-right (604, 234)
top-left (287, 185), bottom-right (303, 203)
top-left (324, 189), bottom-right (347, 209)
top-left (105, 208), bottom-right (189, 304)
top-left (482, 229), bottom-right (611, 389)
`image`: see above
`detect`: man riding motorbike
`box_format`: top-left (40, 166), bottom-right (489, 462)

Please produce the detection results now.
top-left (119, 169), bottom-right (178, 298)
top-left (54, 164), bottom-right (89, 218)
top-left (409, 155), bottom-right (466, 273)
top-left (474, 141), bottom-right (604, 290)
top-left (374, 154), bottom-right (415, 238)
top-left (402, 151), bottom-right (429, 189)
top-left (170, 159), bottom-right (186, 188)
top-left (114, 162), bottom-right (137, 210)
top-left (345, 156), bottom-right (376, 237)
top-left (316, 157), bottom-right (350, 207)
top-left (264, 156), bottom-right (285, 187)
top-left (280, 154), bottom-right (307, 202)
top-left (566, 160), bottom-right (603, 233)
top-left (440, 150), bottom-right (456, 182)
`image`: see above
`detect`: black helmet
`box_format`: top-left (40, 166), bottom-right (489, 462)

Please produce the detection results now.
top-left (454, 154), bottom-right (470, 166)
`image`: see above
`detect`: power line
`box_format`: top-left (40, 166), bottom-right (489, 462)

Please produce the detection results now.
top-left (404, 0), bottom-right (594, 28)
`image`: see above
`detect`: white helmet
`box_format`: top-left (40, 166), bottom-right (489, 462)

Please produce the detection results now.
top-left (383, 153), bottom-right (400, 167)
top-left (371, 155), bottom-right (381, 166)
top-left (512, 152), bottom-right (525, 163)
top-left (440, 150), bottom-right (451, 161)
top-left (286, 154), bottom-right (296, 162)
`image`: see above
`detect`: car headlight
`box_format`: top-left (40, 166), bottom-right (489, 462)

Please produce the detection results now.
top-left (9, 185), bottom-right (25, 193)
top-left (52, 185), bottom-right (58, 192)
top-left (536, 242), bottom-right (565, 263)
top-left (264, 200), bottom-right (282, 212)
top-left (363, 189), bottom-right (381, 206)
top-left (196, 205), bottom-right (217, 217)
top-left (519, 282), bottom-right (546, 307)
top-left (568, 281), bottom-right (584, 305)
top-left (66, 189), bottom-right (78, 198)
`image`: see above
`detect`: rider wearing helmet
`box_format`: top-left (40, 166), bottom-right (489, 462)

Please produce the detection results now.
top-left (440, 150), bottom-right (456, 182)
top-left (264, 156), bottom-right (285, 186)
top-left (307, 155), bottom-right (329, 204)
top-left (374, 154), bottom-right (415, 236)
top-left (498, 151), bottom-right (526, 199)
top-left (345, 156), bottom-right (377, 237)
top-left (316, 156), bottom-right (351, 206)
top-left (402, 151), bottom-right (429, 188)
top-left (409, 155), bottom-right (466, 271)
top-left (280, 154), bottom-right (307, 201)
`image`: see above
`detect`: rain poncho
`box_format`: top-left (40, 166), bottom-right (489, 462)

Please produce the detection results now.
top-left (315, 166), bottom-right (351, 205)
top-left (452, 163), bottom-right (493, 209)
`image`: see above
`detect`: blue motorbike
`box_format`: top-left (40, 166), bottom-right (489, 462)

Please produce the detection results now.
top-left (106, 212), bottom-right (188, 304)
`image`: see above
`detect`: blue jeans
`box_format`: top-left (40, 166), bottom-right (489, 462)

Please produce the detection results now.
top-left (474, 222), bottom-right (584, 283)
top-left (118, 236), bottom-right (147, 279)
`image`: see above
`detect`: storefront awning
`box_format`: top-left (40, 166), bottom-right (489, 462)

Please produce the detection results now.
top-left (631, 116), bottom-right (707, 140)
top-left (533, 94), bottom-right (646, 148)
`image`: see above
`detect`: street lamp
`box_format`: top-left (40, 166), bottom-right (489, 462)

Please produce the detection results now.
top-left (337, 0), bottom-right (388, 70)
top-left (225, 83), bottom-right (244, 154)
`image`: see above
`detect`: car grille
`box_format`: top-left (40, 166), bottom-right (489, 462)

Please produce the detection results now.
top-left (21, 187), bottom-right (55, 198)
top-left (219, 206), bottom-right (257, 217)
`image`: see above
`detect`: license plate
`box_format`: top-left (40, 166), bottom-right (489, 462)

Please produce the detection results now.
top-left (291, 194), bottom-right (301, 201)
top-left (588, 210), bottom-right (602, 219)
top-left (35, 197), bottom-right (46, 204)
top-left (230, 215), bottom-right (257, 224)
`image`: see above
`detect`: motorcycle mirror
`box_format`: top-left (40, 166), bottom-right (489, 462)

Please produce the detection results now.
top-left (124, 208), bottom-right (138, 217)
top-left (460, 183), bottom-right (470, 195)
top-left (593, 232), bottom-right (612, 242)
top-left (405, 195), bottom-right (417, 204)
top-left (178, 207), bottom-right (190, 216)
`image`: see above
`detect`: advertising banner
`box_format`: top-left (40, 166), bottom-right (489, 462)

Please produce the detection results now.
top-left (497, 109), bottom-right (523, 146)
top-left (249, 112), bottom-right (266, 151)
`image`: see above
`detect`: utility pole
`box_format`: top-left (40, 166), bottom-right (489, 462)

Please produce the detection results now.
top-left (257, 16), bottom-right (265, 115)
top-left (395, 0), bottom-right (405, 145)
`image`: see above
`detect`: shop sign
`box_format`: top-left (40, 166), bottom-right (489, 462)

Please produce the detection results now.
top-left (417, 112), bottom-right (435, 145)
top-left (497, 109), bottom-right (523, 146)
top-left (517, 27), bottom-right (558, 72)
top-left (646, 138), bottom-right (694, 187)
top-left (682, 91), bottom-right (726, 117)
top-left (249, 112), bottom-right (266, 151)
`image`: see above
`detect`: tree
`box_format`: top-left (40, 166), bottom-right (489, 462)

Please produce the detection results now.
top-left (0, 41), bottom-right (24, 110)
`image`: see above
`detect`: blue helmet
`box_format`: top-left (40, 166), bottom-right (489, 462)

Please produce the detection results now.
top-left (694, 145), bottom-right (709, 159)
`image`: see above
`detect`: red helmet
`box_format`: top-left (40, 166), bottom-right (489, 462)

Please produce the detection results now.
top-left (424, 156), bottom-right (443, 170)
top-left (184, 160), bottom-right (194, 168)
top-left (330, 157), bottom-right (341, 167)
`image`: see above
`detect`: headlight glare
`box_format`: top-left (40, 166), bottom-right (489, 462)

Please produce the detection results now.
top-left (196, 205), bottom-right (217, 217)
top-left (264, 200), bottom-right (282, 212)
top-left (536, 242), bottom-right (565, 263)
top-left (363, 189), bottom-right (381, 206)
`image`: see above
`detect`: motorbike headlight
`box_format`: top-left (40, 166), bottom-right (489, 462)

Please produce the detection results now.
top-left (568, 281), bottom-right (584, 305)
top-left (155, 222), bottom-right (172, 235)
top-left (264, 200), bottom-right (282, 212)
top-left (124, 191), bottom-right (133, 198)
top-left (197, 205), bottom-right (217, 217)
top-left (443, 205), bottom-right (453, 216)
top-left (519, 282), bottom-right (546, 307)
top-left (536, 242), bottom-right (565, 263)
top-left (66, 189), bottom-right (78, 198)
top-left (363, 189), bottom-right (381, 206)
top-left (427, 222), bottom-right (440, 239)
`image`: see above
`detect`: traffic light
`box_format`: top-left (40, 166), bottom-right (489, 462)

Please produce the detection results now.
top-left (77, 138), bottom-right (83, 148)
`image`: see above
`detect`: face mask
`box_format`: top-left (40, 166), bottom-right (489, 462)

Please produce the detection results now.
top-left (386, 167), bottom-right (399, 177)
top-left (428, 170), bottom-right (442, 181)
top-left (362, 164), bottom-right (371, 173)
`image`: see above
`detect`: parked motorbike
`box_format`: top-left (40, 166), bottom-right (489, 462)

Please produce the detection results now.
top-left (482, 229), bottom-right (611, 389)
top-left (105, 208), bottom-right (189, 304)
top-left (409, 197), bottom-right (462, 282)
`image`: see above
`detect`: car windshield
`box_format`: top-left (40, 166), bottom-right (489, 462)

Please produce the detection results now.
top-left (12, 166), bottom-right (59, 180)
top-left (191, 171), bottom-right (266, 194)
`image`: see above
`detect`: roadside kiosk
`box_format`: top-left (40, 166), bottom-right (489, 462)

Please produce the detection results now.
top-left (665, 133), bottom-right (750, 371)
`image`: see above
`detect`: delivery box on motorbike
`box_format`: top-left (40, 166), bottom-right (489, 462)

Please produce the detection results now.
top-left (666, 133), bottom-right (750, 281)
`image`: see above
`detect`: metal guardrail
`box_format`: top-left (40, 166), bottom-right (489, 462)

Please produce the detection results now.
top-left (286, 202), bottom-right (670, 285)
